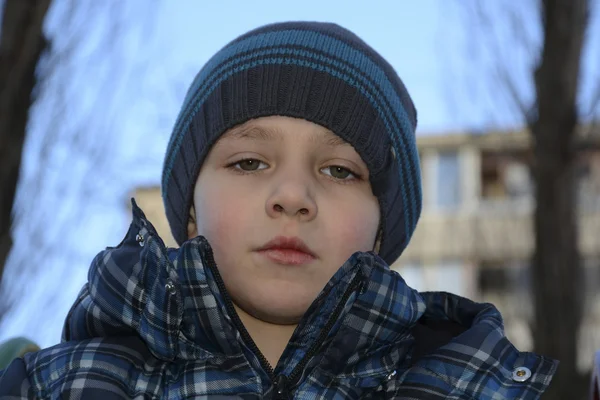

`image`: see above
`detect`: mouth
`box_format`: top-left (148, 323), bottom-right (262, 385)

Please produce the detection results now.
top-left (256, 236), bottom-right (317, 266)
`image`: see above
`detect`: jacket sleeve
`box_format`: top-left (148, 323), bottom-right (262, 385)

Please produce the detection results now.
top-left (0, 357), bottom-right (33, 398)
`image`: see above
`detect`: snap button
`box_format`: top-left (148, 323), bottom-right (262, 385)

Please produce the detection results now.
top-left (165, 280), bottom-right (176, 295)
top-left (135, 233), bottom-right (145, 247)
top-left (386, 370), bottom-right (397, 381)
top-left (512, 366), bottom-right (532, 382)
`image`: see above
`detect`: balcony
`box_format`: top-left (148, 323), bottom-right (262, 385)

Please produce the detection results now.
top-left (403, 197), bottom-right (600, 262)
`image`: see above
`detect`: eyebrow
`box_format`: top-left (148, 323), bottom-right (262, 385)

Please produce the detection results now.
top-left (224, 125), bottom-right (276, 141)
top-left (221, 124), bottom-right (350, 147)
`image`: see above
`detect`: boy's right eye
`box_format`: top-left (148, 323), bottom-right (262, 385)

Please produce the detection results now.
top-left (229, 158), bottom-right (268, 172)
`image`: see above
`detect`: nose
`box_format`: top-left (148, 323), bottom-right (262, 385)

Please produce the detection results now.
top-left (265, 172), bottom-right (317, 221)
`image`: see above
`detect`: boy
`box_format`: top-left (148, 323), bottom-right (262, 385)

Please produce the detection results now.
top-left (0, 22), bottom-right (557, 399)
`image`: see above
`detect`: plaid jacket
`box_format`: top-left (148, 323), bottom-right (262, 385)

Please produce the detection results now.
top-left (0, 200), bottom-right (557, 399)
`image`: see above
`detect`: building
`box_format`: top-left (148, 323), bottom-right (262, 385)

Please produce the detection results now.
top-left (132, 127), bottom-right (600, 371)
top-left (394, 128), bottom-right (600, 371)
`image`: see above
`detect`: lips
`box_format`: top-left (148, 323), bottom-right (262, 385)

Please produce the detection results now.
top-left (256, 236), bottom-right (317, 266)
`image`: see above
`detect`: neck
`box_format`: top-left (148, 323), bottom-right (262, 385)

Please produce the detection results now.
top-left (233, 304), bottom-right (297, 368)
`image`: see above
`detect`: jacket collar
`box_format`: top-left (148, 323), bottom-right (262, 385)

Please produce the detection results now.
top-left (396, 291), bottom-right (558, 399)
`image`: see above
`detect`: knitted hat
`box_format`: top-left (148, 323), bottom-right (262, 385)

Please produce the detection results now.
top-left (162, 21), bottom-right (422, 265)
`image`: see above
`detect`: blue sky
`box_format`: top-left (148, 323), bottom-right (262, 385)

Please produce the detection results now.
top-left (0, 0), bottom-right (597, 348)
top-left (152, 0), bottom-right (463, 134)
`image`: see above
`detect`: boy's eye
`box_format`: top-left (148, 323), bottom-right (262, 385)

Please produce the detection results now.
top-left (232, 158), bottom-right (267, 171)
top-left (321, 166), bottom-right (356, 180)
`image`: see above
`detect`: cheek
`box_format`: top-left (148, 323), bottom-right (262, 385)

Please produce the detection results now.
top-left (322, 195), bottom-right (380, 256)
top-left (193, 181), bottom-right (236, 246)
top-left (193, 180), bottom-right (260, 256)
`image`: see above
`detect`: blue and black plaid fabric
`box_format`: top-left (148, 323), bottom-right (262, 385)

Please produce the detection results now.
top-left (0, 201), bottom-right (557, 399)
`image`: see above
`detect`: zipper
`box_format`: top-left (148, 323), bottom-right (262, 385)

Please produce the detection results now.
top-left (199, 237), bottom-right (364, 398)
top-left (200, 238), bottom-right (275, 378)
top-left (283, 272), bottom-right (364, 392)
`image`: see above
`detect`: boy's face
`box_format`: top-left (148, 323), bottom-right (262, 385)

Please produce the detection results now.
top-left (190, 116), bottom-right (379, 325)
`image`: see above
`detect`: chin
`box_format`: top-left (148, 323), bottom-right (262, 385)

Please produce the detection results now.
top-left (249, 292), bottom-right (315, 325)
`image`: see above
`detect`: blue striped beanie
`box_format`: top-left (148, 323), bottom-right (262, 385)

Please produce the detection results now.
top-left (162, 21), bottom-right (422, 265)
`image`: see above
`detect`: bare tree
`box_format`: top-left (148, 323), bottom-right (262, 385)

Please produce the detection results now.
top-left (453, 1), bottom-right (598, 399)
top-left (532, 2), bottom-right (590, 398)
top-left (0, 0), bottom-right (160, 332)
top-left (0, 0), bottom-right (52, 286)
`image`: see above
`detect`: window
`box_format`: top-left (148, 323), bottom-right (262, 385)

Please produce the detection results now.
top-left (480, 151), bottom-right (532, 201)
top-left (398, 262), bottom-right (425, 292)
top-left (577, 154), bottom-right (600, 210)
top-left (478, 260), bottom-right (531, 320)
top-left (583, 259), bottom-right (600, 317)
top-left (430, 261), bottom-right (466, 296)
top-left (396, 261), bottom-right (465, 296)
top-left (436, 151), bottom-right (461, 208)
top-left (504, 163), bottom-right (532, 199)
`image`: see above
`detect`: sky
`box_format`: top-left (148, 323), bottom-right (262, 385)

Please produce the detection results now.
top-left (155, 0), bottom-right (455, 130)
top-left (0, 0), bottom-right (598, 348)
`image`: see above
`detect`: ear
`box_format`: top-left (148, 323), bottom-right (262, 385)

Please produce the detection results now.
top-left (373, 236), bottom-right (381, 254)
top-left (187, 205), bottom-right (198, 239)
top-left (372, 223), bottom-right (382, 254)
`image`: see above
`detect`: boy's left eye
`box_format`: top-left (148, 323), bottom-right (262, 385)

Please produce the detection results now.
top-left (321, 166), bottom-right (357, 180)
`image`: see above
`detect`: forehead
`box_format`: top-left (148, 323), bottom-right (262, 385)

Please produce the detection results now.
top-left (218, 117), bottom-right (351, 148)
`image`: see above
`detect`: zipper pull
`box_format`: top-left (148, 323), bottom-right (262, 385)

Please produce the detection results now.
top-left (274, 374), bottom-right (289, 399)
